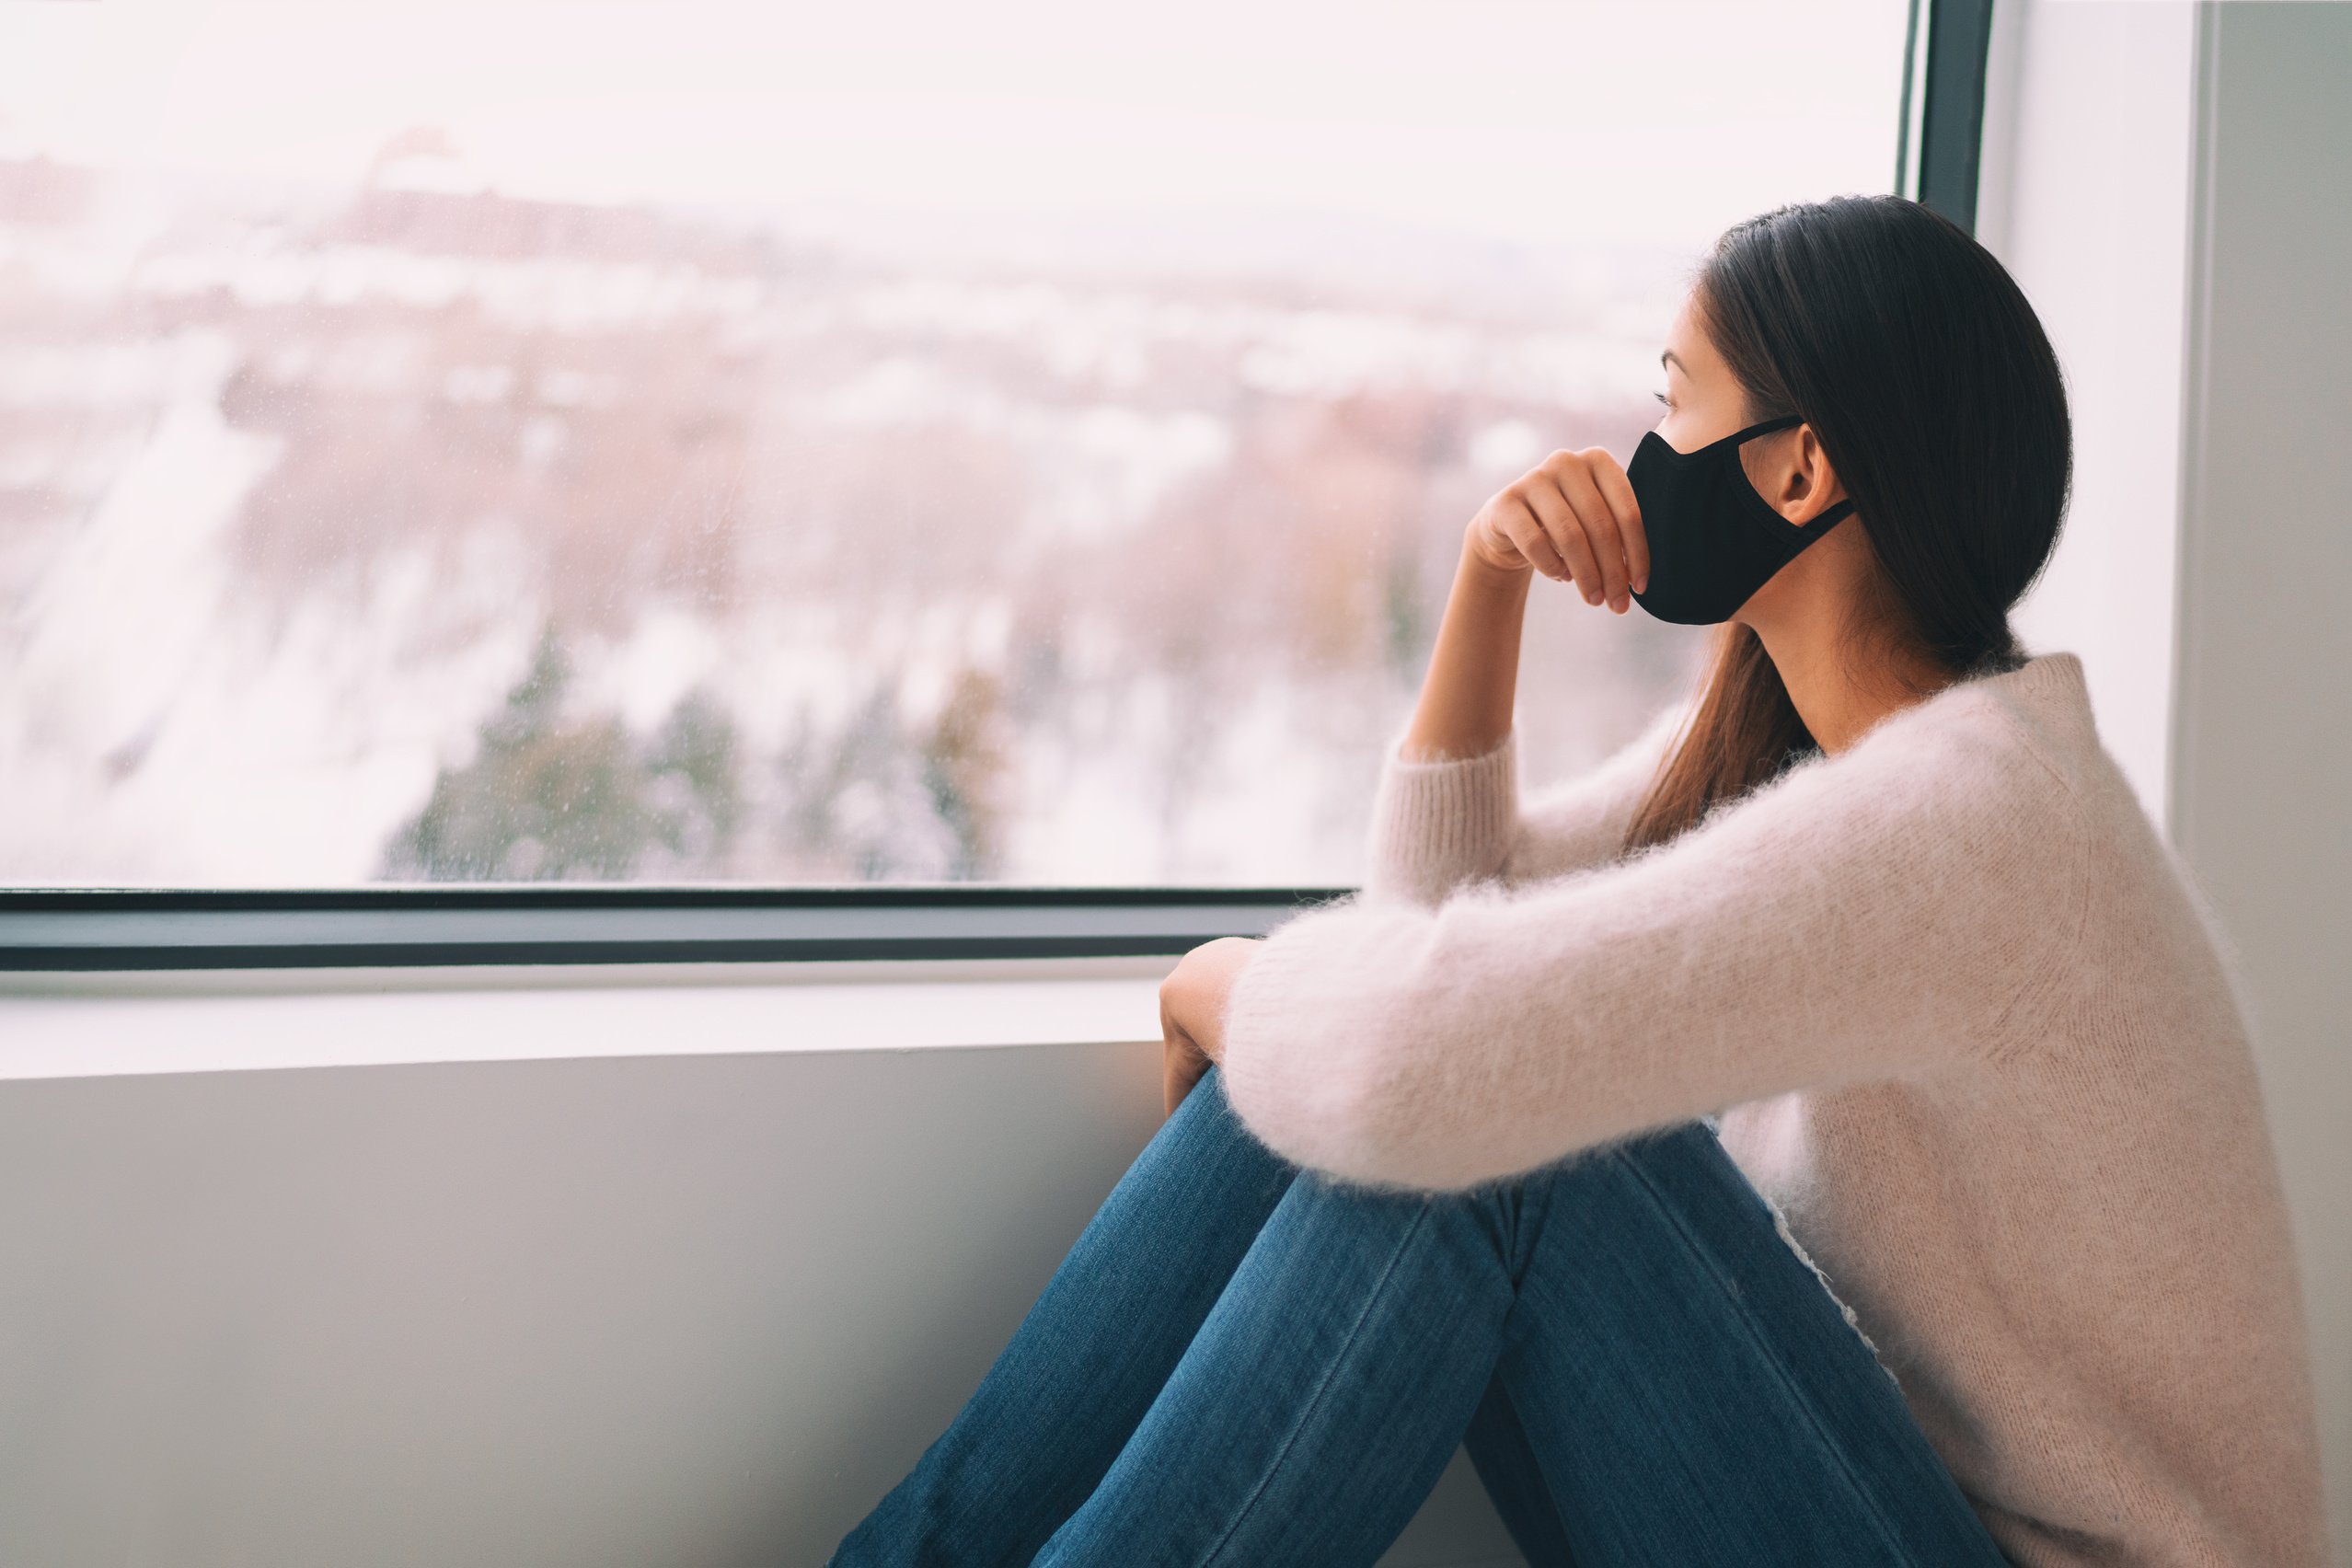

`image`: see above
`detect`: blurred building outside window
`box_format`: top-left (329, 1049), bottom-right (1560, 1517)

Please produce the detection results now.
top-left (0, 0), bottom-right (1909, 887)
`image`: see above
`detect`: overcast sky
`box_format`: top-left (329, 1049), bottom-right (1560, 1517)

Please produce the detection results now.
top-left (0, 0), bottom-right (1908, 256)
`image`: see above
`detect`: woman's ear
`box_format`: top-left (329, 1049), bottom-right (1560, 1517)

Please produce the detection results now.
top-left (1754, 425), bottom-right (1849, 528)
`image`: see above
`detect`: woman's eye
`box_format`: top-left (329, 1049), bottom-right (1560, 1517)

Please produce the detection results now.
top-left (1652, 390), bottom-right (1671, 408)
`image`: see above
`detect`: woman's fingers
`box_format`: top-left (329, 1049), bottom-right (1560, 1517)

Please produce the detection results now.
top-left (1477, 446), bottom-right (1646, 609)
top-left (1498, 495), bottom-right (1574, 582)
top-left (1162, 1029), bottom-right (1208, 1118)
top-left (1538, 460), bottom-right (1624, 610)
top-left (1517, 474), bottom-right (1605, 605)
top-left (1587, 452), bottom-right (1649, 594)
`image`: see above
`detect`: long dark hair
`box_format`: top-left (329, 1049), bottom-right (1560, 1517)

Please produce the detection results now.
top-left (1624, 194), bottom-right (2073, 852)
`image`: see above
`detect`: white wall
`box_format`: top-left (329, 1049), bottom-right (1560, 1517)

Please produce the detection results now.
top-left (1981, 0), bottom-right (2200, 824)
top-left (2168, 5), bottom-right (2352, 1559)
top-left (1983, 4), bottom-right (2352, 1559)
top-left (0, 964), bottom-right (1522, 1568)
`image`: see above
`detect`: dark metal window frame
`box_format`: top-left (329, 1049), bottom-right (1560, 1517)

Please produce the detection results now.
top-left (0, 0), bottom-right (1991, 974)
top-left (1903, 0), bottom-right (1996, 233)
top-left (0, 886), bottom-right (1349, 971)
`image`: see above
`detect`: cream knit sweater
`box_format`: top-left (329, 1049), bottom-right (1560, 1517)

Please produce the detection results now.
top-left (1217, 651), bottom-right (2327, 1568)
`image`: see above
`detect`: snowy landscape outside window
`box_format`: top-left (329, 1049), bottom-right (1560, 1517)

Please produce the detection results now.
top-left (0, 0), bottom-right (1910, 888)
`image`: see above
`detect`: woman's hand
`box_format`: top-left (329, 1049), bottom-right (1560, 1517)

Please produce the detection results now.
top-left (1464, 446), bottom-right (1649, 615)
top-left (1160, 936), bottom-right (1262, 1117)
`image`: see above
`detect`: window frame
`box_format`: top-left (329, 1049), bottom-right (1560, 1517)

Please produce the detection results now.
top-left (0, 0), bottom-right (1987, 974)
top-left (1905, 0), bottom-right (1996, 227)
top-left (0, 885), bottom-right (1349, 971)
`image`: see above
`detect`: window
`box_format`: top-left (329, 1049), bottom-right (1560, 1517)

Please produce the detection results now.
top-left (1, 0), bottom-right (1913, 890)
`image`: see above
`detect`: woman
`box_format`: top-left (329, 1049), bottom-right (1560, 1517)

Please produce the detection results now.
top-left (829, 196), bottom-right (2327, 1567)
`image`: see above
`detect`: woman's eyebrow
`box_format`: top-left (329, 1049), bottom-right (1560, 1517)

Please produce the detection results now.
top-left (1660, 350), bottom-right (1687, 375)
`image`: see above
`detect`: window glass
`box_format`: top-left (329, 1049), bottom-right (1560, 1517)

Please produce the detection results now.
top-left (0, 0), bottom-right (1909, 886)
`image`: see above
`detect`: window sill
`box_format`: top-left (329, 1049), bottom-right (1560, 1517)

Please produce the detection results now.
top-left (0, 953), bottom-right (1173, 1082)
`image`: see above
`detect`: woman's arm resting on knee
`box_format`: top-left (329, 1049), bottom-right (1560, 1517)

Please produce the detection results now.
top-left (1218, 711), bottom-right (2091, 1194)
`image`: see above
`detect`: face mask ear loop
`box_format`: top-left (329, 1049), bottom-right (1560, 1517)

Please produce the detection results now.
top-left (1724, 414), bottom-right (1853, 532)
top-left (1725, 413), bottom-right (1807, 447)
top-left (1798, 497), bottom-right (1859, 533)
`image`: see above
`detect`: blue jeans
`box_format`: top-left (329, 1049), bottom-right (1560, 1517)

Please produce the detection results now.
top-left (830, 1063), bottom-right (2014, 1567)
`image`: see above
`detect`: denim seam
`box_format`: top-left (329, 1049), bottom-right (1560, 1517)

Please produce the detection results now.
top-left (1516, 1165), bottom-right (1552, 1288)
top-left (1193, 1198), bottom-right (1434, 1568)
top-left (1612, 1146), bottom-right (1924, 1568)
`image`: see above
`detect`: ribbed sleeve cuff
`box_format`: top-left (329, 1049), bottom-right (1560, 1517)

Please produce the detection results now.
top-left (1359, 725), bottom-right (1519, 906)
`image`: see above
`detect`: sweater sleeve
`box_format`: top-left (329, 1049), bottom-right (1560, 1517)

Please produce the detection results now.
top-left (1219, 705), bottom-right (2091, 1194)
top-left (1359, 700), bottom-right (1690, 907)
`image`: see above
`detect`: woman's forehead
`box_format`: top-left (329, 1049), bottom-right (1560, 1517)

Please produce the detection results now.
top-left (1662, 294), bottom-right (1713, 375)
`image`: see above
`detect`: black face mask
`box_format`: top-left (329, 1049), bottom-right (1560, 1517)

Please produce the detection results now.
top-left (1625, 413), bottom-right (1857, 626)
